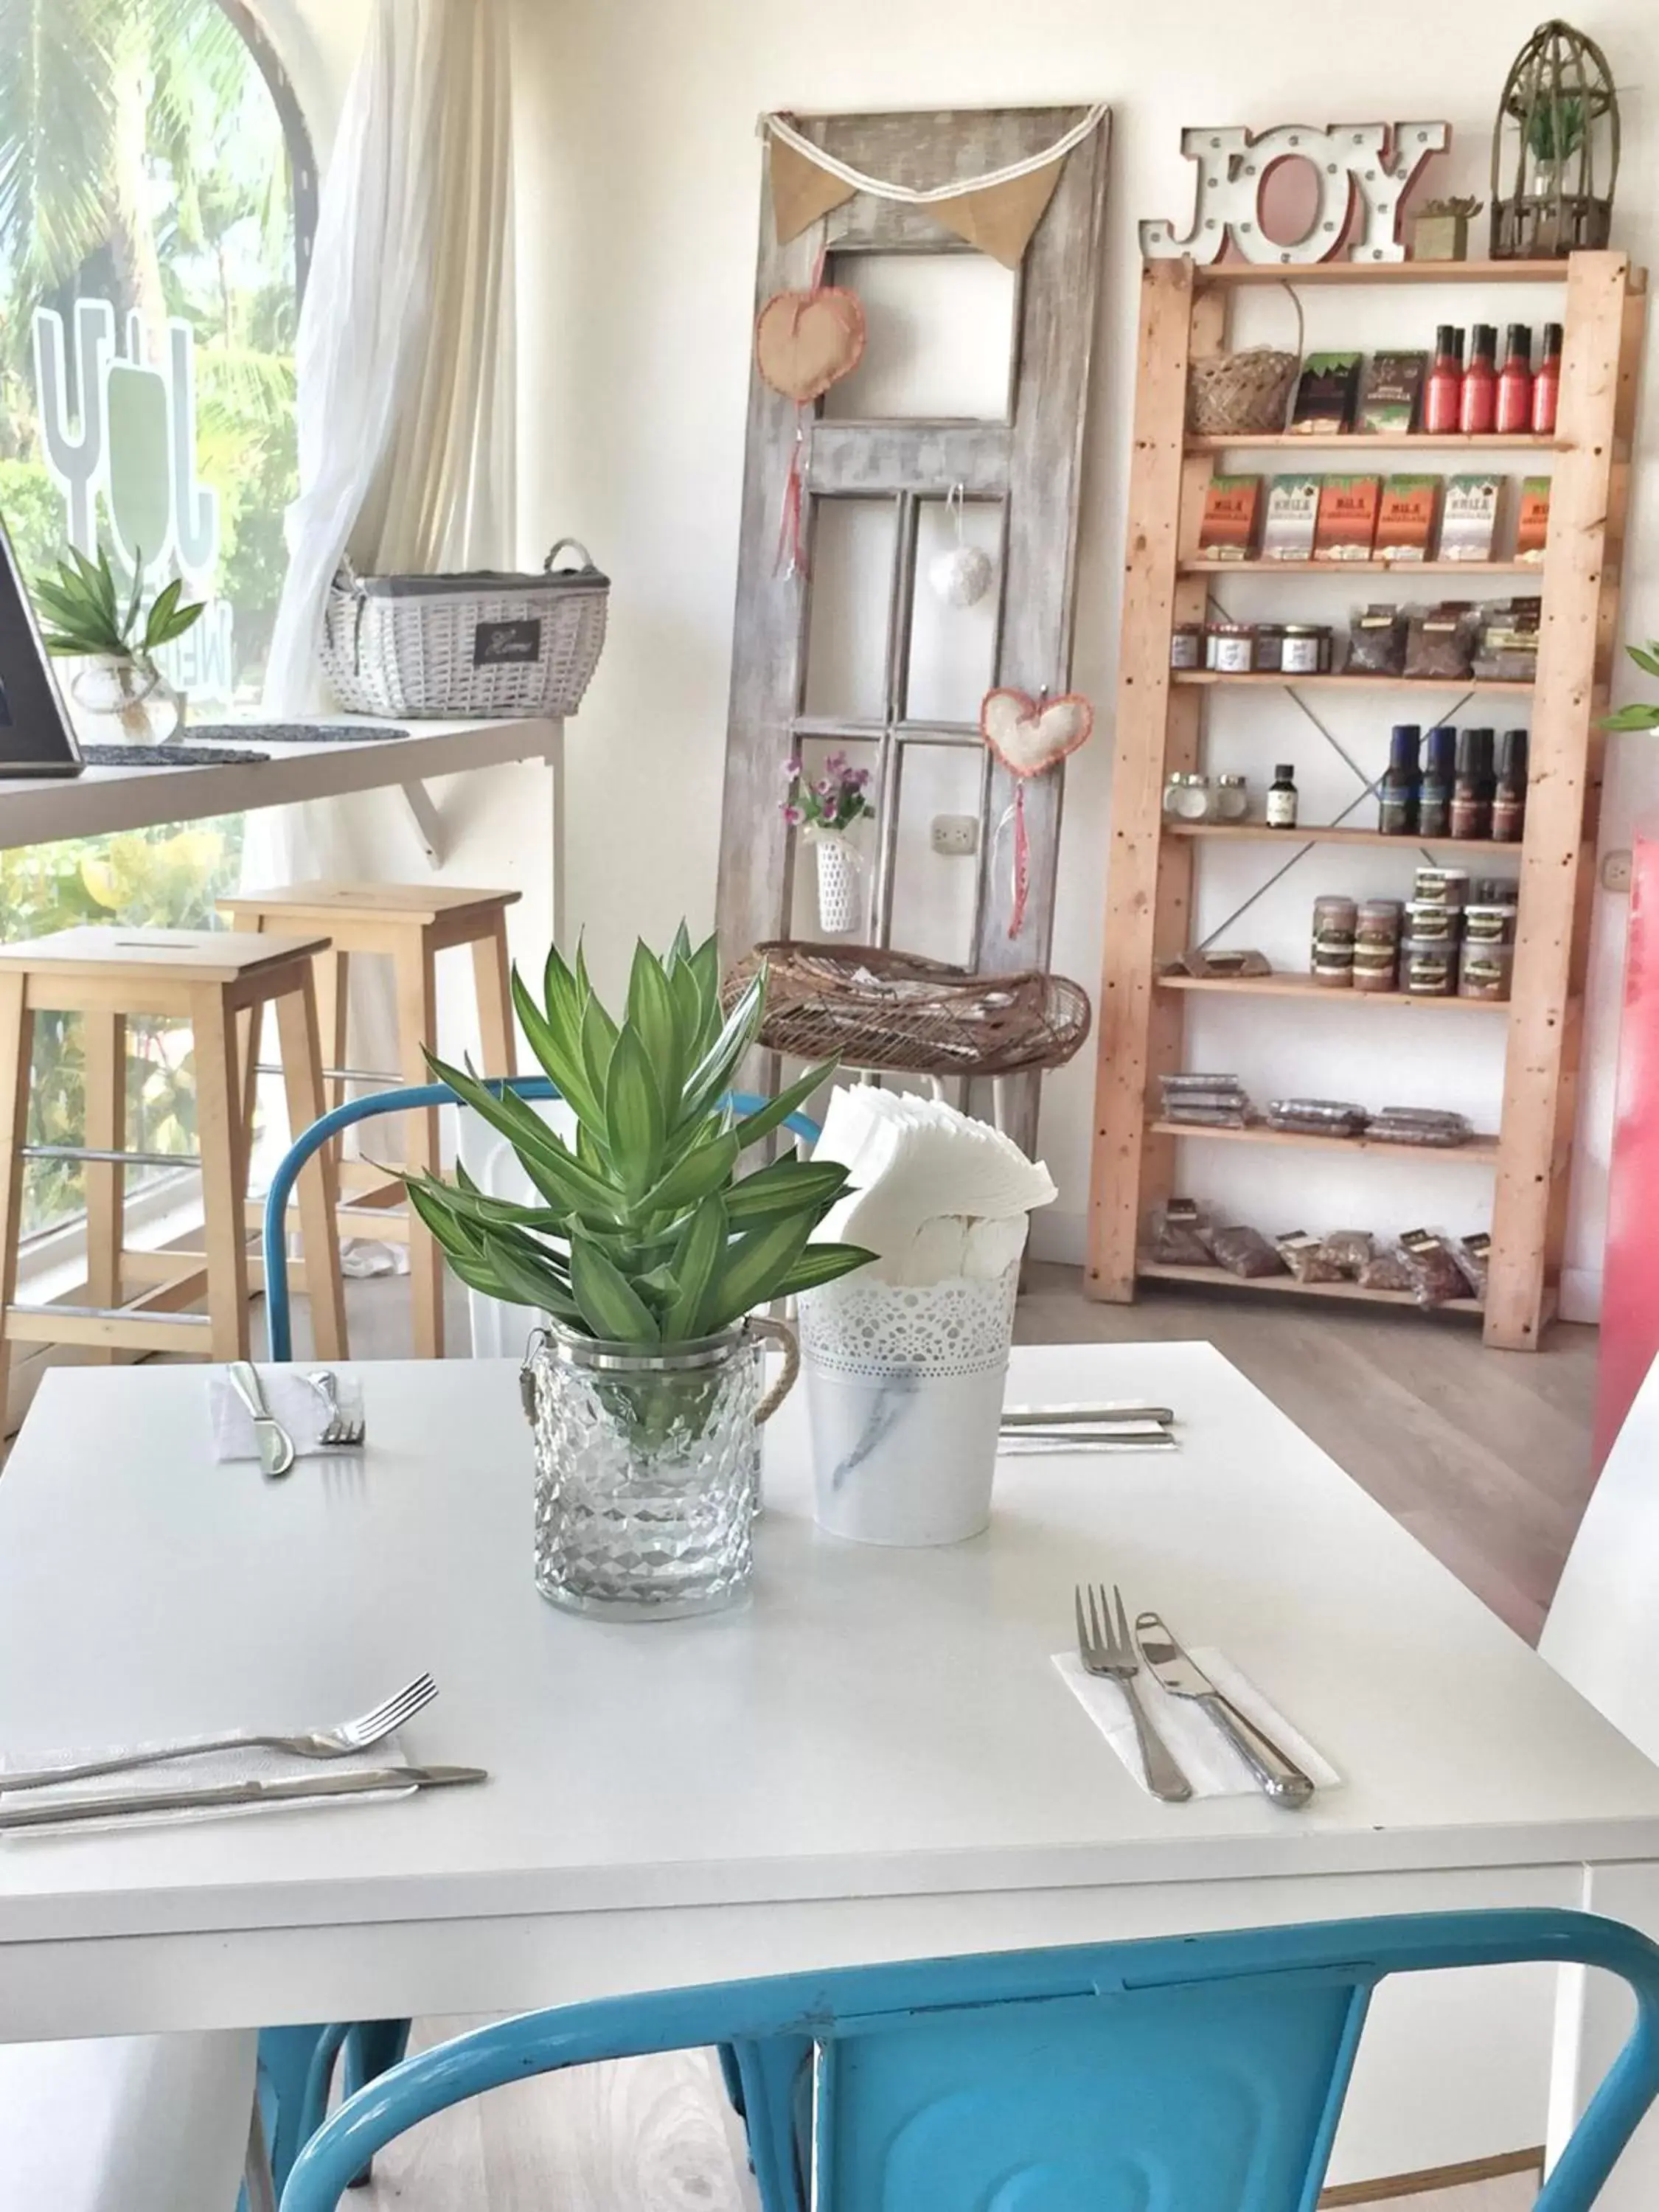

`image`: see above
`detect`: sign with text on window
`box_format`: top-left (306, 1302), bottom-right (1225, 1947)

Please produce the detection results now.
top-left (31, 300), bottom-right (236, 703)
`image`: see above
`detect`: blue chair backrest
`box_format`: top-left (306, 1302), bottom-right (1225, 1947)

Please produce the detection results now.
top-left (281, 1909), bottom-right (1659, 2212)
top-left (262, 1077), bottom-right (821, 1361)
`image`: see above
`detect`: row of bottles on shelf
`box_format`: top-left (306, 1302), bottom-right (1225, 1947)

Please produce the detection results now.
top-left (1424, 323), bottom-right (1561, 438)
top-left (1162, 724), bottom-right (1526, 841)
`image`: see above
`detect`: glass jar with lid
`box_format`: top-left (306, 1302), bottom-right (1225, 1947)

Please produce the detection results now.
top-left (1212, 773), bottom-right (1250, 823)
top-left (1162, 771), bottom-right (1213, 823)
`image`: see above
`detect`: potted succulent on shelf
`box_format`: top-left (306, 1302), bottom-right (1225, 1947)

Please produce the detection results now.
top-left (782, 753), bottom-right (874, 935)
top-left (404, 928), bottom-right (873, 1620)
top-left (33, 543), bottom-right (203, 743)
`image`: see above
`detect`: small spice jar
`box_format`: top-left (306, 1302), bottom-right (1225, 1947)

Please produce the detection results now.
top-left (1402, 939), bottom-right (1458, 996)
top-left (1405, 898), bottom-right (1460, 945)
top-left (1310, 894), bottom-right (1357, 987)
top-left (1170, 623), bottom-right (1205, 670)
top-left (1458, 946), bottom-right (1514, 1001)
top-left (1205, 620), bottom-right (1256, 674)
top-left (1354, 943), bottom-right (1400, 992)
top-left (1280, 622), bottom-right (1333, 675)
top-left (1252, 624), bottom-right (1287, 673)
top-left (1463, 900), bottom-right (1517, 945)
top-left (1413, 866), bottom-right (1470, 909)
top-left (1163, 771), bottom-right (1212, 822)
top-left (1212, 772), bottom-right (1250, 823)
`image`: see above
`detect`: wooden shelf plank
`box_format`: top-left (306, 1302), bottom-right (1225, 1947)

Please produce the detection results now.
top-left (1172, 669), bottom-right (1535, 694)
top-left (1149, 1119), bottom-right (1500, 1164)
top-left (1186, 432), bottom-right (1563, 453)
top-left (1191, 258), bottom-right (1570, 289)
top-left (1137, 1255), bottom-right (1484, 1315)
top-left (1164, 821), bottom-right (1523, 855)
top-left (1156, 972), bottom-right (1509, 1012)
top-left (1179, 558), bottom-right (1541, 577)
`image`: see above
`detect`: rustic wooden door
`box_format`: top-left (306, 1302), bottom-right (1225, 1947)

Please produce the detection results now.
top-left (715, 104), bottom-right (1109, 1150)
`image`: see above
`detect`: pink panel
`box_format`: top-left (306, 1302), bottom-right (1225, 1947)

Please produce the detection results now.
top-left (1596, 823), bottom-right (1659, 1468)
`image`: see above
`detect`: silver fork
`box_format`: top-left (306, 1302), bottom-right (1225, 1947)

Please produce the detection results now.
top-left (1074, 1584), bottom-right (1193, 1804)
top-left (306, 1370), bottom-right (364, 1448)
top-left (0, 1674), bottom-right (438, 1793)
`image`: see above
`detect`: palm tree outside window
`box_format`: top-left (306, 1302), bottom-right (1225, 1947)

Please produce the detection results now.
top-left (0, 0), bottom-right (315, 1236)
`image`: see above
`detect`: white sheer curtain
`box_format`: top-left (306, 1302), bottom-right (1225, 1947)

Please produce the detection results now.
top-left (249, 0), bottom-right (515, 885)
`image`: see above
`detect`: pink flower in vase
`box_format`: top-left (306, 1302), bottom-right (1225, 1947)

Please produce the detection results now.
top-left (781, 802), bottom-right (804, 826)
top-left (783, 757), bottom-right (803, 779)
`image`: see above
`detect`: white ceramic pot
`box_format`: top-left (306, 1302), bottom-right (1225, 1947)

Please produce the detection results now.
top-left (797, 1261), bottom-right (1019, 1547)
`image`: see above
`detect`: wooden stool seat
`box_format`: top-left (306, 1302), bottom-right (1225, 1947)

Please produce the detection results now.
top-left (219, 883), bottom-right (521, 1357)
top-left (0, 928), bottom-right (347, 1434)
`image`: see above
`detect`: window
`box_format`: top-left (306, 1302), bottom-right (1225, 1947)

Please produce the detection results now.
top-left (0, 0), bottom-right (312, 1235)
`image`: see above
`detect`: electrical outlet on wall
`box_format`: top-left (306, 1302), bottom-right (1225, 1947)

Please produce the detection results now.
top-left (931, 814), bottom-right (979, 858)
top-left (1602, 849), bottom-right (1634, 894)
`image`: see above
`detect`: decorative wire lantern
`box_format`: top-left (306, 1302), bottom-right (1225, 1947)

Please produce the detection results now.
top-left (1490, 19), bottom-right (1618, 259)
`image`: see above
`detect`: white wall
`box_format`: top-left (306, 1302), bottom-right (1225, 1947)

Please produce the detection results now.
top-left (289, 0), bottom-right (1659, 1315)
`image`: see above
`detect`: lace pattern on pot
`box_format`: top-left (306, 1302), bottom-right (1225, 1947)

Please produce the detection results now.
top-left (797, 1261), bottom-right (1019, 1379)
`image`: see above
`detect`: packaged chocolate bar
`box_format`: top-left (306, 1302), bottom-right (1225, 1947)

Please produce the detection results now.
top-left (1516, 476), bottom-right (1551, 563)
top-left (1314, 476), bottom-right (1381, 561)
top-left (1197, 474), bottom-right (1263, 560)
top-left (1290, 352), bottom-right (1361, 434)
top-left (1261, 474), bottom-right (1321, 561)
top-left (1357, 350), bottom-right (1427, 434)
top-left (1440, 473), bottom-right (1503, 562)
top-left (1375, 475), bottom-right (1439, 561)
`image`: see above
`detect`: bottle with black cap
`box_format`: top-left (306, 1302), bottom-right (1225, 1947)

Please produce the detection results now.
top-left (1450, 728), bottom-right (1493, 841)
top-left (1378, 724), bottom-right (1422, 835)
top-left (1492, 729), bottom-right (1528, 842)
top-left (1458, 324), bottom-right (1498, 435)
top-left (1266, 762), bottom-right (1298, 829)
top-left (1418, 725), bottom-right (1456, 839)
top-left (1495, 324), bottom-right (1534, 435)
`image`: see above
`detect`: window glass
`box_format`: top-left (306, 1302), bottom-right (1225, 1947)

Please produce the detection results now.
top-left (0, 0), bottom-right (307, 1235)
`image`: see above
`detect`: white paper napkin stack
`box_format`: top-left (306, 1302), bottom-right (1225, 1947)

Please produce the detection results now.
top-left (810, 1088), bottom-right (1057, 1284)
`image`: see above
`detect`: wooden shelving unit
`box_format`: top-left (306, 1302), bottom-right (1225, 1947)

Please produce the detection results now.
top-left (1085, 251), bottom-right (1647, 1351)
top-left (1171, 670), bottom-right (1535, 693)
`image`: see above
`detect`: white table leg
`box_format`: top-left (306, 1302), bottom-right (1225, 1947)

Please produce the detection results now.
top-left (1548, 1861), bottom-right (1659, 2205)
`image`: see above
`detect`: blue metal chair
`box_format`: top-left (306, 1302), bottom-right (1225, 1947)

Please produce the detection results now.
top-left (279, 1910), bottom-right (1659, 2212)
top-left (260, 1076), bottom-right (821, 1363)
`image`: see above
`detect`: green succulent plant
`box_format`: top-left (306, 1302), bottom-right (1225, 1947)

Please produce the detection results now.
top-left (406, 927), bottom-right (874, 1346)
top-left (1603, 641), bottom-right (1659, 732)
top-left (32, 543), bottom-right (204, 661)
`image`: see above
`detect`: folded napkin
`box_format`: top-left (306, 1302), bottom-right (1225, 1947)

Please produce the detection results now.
top-left (209, 1368), bottom-right (365, 1461)
top-left (1052, 1648), bottom-right (1340, 1798)
top-left (811, 1087), bottom-right (1056, 1286)
top-left (0, 1736), bottom-right (414, 1837)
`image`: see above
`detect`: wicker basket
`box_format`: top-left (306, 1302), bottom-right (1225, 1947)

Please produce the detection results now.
top-left (1186, 347), bottom-right (1298, 437)
top-left (726, 942), bottom-right (1092, 1079)
top-left (319, 540), bottom-right (608, 719)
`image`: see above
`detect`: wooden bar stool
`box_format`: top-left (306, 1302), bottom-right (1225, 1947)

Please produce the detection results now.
top-left (218, 884), bottom-right (520, 1359)
top-left (0, 928), bottom-right (347, 1436)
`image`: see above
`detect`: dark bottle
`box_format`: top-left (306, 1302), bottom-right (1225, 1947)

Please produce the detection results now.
top-left (1417, 725), bottom-right (1457, 838)
top-left (1532, 321), bottom-right (1562, 435)
top-left (1424, 324), bottom-right (1464, 435)
top-left (1450, 728), bottom-right (1494, 841)
top-left (1377, 724), bottom-right (1422, 835)
top-left (1458, 324), bottom-right (1498, 435)
top-left (1495, 324), bottom-right (1534, 435)
top-left (1492, 728), bottom-right (1528, 842)
top-left (1266, 762), bottom-right (1299, 829)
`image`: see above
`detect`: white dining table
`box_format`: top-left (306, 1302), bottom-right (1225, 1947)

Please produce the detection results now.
top-left (2, 1339), bottom-right (1658, 2198)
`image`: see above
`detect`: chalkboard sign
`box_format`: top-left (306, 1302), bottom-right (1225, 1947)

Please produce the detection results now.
top-left (0, 515), bottom-right (82, 778)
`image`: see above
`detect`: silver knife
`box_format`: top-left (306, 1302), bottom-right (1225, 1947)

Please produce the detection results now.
top-left (1134, 1613), bottom-right (1315, 1809)
top-left (1000, 1432), bottom-right (1180, 1454)
top-left (228, 1363), bottom-right (296, 1478)
top-left (0, 1763), bottom-right (487, 1831)
top-left (1002, 1404), bottom-right (1175, 1428)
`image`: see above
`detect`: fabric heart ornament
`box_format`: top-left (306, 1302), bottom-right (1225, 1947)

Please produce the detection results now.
top-left (979, 688), bottom-right (1094, 939)
top-left (754, 285), bottom-right (866, 403)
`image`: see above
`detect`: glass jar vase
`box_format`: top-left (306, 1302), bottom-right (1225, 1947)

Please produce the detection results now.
top-left (521, 1318), bottom-right (796, 1620)
top-left (69, 653), bottom-right (184, 745)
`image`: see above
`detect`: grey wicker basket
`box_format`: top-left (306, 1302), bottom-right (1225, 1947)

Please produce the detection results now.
top-left (319, 539), bottom-right (608, 719)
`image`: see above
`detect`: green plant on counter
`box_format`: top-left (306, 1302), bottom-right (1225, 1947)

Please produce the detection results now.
top-left (1604, 643), bottom-right (1659, 732)
top-left (32, 542), bottom-right (204, 661)
top-left (404, 928), bottom-right (874, 1345)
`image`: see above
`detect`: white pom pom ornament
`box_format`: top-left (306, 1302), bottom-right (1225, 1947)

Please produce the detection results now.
top-left (928, 543), bottom-right (993, 606)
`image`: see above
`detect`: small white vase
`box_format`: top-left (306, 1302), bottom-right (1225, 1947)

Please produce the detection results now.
top-left (798, 1261), bottom-right (1019, 1547)
top-left (813, 831), bottom-right (863, 936)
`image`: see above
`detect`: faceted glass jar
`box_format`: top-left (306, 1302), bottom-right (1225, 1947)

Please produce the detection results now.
top-left (526, 1323), bottom-right (765, 1620)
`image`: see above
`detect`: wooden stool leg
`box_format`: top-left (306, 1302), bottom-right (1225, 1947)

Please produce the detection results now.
top-left (273, 974), bottom-right (348, 1363)
top-left (237, 1001), bottom-right (262, 1200)
top-left (471, 918), bottom-right (517, 1078)
top-left (83, 1012), bottom-right (126, 1361)
top-left (394, 934), bottom-right (445, 1359)
top-left (190, 986), bottom-right (252, 1364)
top-left (0, 977), bottom-right (35, 1439)
top-left (314, 949), bottom-right (350, 1113)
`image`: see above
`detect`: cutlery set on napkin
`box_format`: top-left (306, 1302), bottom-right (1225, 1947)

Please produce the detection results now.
top-left (1054, 1583), bottom-right (1337, 1808)
top-left (1000, 1402), bottom-right (1178, 1454)
top-left (212, 1363), bottom-right (366, 1476)
top-left (0, 1674), bottom-right (486, 1834)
